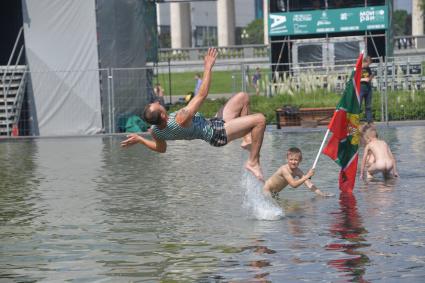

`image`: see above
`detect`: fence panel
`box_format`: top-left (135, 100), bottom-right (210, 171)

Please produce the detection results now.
top-left (7, 55), bottom-right (425, 137)
top-left (16, 69), bottom-right (108, 136)
top-left (110, 68), bottom-right (153, 134)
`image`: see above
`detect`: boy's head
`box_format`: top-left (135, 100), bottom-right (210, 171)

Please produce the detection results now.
top-left (365, 128), bottom-right (378, 142)
top-left (286, 147), bottom-right (302, 169)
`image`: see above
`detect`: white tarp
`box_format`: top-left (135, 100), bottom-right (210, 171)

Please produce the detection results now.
top-left (22, 0), bottom-right (102, 136)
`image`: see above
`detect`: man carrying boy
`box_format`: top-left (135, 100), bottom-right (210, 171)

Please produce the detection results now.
top-left (263, 147), bottom-right (333, 198)
top-left (360, 128), bottom-right (399, 180)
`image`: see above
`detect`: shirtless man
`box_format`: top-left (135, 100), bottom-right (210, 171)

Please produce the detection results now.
top-left (263, 147), bottom-right (333, 198)
top-left (360, 128), bottom-right (399, 180)
top-left (121, 48), bottom-right (266, 180)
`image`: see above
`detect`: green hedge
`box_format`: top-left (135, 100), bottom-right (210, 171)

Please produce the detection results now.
top-left (168, 90), bottom-right (425, 124)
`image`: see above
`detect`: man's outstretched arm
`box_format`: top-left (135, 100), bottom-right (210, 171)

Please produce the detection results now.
top-left (121, 132), bottom-right (167, 153)
top-left (176, 48), bottom-right (218, 126)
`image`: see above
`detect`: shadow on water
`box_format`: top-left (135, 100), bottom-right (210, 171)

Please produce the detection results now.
top-left (326, 192), bottom-right (370, 282)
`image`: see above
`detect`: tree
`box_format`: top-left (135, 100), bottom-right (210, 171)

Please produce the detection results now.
top-left (393, 10), bottom-right (411, 36)
top-left (241, 19), bottom-right (264, 45)
top-left (416, 0), bottom-right (425, 32)
top-left (420, 0), bottom-right (425, 12)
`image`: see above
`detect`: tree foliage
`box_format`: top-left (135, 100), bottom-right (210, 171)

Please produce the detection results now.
top-left (393, 10), bottom-right (411, 36)
top-left (241, 19), bottom-right (264, 45)
top-left (421, 0), bottom-right (425, 13)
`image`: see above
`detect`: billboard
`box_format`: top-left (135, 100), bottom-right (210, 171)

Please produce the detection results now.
top-left (269, 5), bottom-right (388, 36)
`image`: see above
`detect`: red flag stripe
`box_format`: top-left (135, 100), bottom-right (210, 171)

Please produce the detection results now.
top-left (353, 52), bottom-right (363, 103)
top-left (339, 154), bottom-right (358, 193)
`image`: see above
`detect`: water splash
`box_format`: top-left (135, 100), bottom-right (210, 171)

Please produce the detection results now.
top-left (241, 171), bottom-right (284, 220)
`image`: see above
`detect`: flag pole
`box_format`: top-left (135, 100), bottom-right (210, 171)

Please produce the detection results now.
top-left (312, 128), bottom-right (330, 169)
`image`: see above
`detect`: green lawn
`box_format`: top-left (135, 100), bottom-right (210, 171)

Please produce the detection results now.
top-left (153, 69), bottom-right (266, 96)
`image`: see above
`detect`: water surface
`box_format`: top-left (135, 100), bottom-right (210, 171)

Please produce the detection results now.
top-left (1, 125), bottom-right (424, 282)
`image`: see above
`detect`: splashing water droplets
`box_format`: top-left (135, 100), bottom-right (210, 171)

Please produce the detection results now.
top-left (241, 171), bottom-right (284, 220)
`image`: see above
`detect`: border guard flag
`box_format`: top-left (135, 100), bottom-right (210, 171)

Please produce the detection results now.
top-left (322, 52), bottom-right (364, 193)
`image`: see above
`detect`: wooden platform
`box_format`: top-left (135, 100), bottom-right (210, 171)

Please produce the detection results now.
top-left (275, 107), bottom-right (335, 128)
top-left (299, 107), bottom-right (335, 127)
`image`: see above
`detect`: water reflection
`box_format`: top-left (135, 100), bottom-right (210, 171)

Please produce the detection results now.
top-left (327, 193), bottom-right (370, 282)
top-left (0, 140), bottom-right (39, 224)
top-left (282, 198), bottom-right (318, 237)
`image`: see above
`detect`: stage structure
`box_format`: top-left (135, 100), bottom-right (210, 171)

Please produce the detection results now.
top-left (20, 0), bottom-right (157, 136)
top-left (268, 0), bottom-right (392, 74)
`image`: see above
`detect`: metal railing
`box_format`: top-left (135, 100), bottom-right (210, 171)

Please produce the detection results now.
top-left (394, 35), bottom-right (425, 50)
top-left (1, 26), bottom-right (25, 136)
top-left (157, 38), bottom-right (425, 64)
top-left (158, 44), bottom-right (268, 62)
top-left (7, 53), bottom-right (425, 137)
top-left (12, 66), bottom-right (28, 127)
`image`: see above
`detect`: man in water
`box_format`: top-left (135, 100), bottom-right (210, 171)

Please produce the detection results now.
top-left (360, 127), bottom-right (399, 180)
top-left (121, 48), bottom-right (266, 181)
top-left (263, 147), bottom-right (333, 198)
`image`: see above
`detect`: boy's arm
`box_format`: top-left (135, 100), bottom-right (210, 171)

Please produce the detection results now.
top-left (304, 179), bottom-right (334, 197)
top-left (121, 131), bottom-right (167, 153)
top-left (360, 144), bottom-right (370, 179)
top-left (282, 167), bottom-right (314, 188)
top-left (176, 48), bottom-right (217, 127)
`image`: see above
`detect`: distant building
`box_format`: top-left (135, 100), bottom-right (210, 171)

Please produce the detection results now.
top-left (156, 0), bottom-right (261, 48)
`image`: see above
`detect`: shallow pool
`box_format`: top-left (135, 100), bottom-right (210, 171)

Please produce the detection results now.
top-left (1, 125), bottom-right (424, 282)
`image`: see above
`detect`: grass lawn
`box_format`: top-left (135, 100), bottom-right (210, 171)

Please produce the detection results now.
top-left (153, 69), bottom-right (265, 96)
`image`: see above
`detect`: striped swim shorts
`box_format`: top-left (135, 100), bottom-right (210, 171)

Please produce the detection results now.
top-left (208, 117), bottom-right (228, 147)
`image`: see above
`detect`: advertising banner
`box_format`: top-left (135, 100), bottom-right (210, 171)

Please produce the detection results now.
top-left (269, 5), bottom-right (388, 36)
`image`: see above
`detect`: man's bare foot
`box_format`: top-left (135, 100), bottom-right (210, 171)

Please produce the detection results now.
top-left (245, 162), bottom-right (264, 181)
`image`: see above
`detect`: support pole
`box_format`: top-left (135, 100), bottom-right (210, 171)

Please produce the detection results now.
top-left (168, 57), bottom-right (172, 104)
top-left (312, 128), bottom-right (330, 169)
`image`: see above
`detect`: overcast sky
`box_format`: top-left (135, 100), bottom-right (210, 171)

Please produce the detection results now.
top-left (394, 0), bottom-right (412, 12)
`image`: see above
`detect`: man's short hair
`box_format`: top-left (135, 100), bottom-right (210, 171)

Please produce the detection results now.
top-left (142, 104), bottom-right (161, 125)
top-left (287, 147), bottom-right (302, 158)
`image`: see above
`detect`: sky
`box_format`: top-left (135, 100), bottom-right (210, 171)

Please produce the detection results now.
top-left (394, 0), bottom-right (412, 12)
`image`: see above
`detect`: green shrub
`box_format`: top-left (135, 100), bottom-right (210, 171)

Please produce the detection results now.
top-left (168, 90), bottom-right (425, 124)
